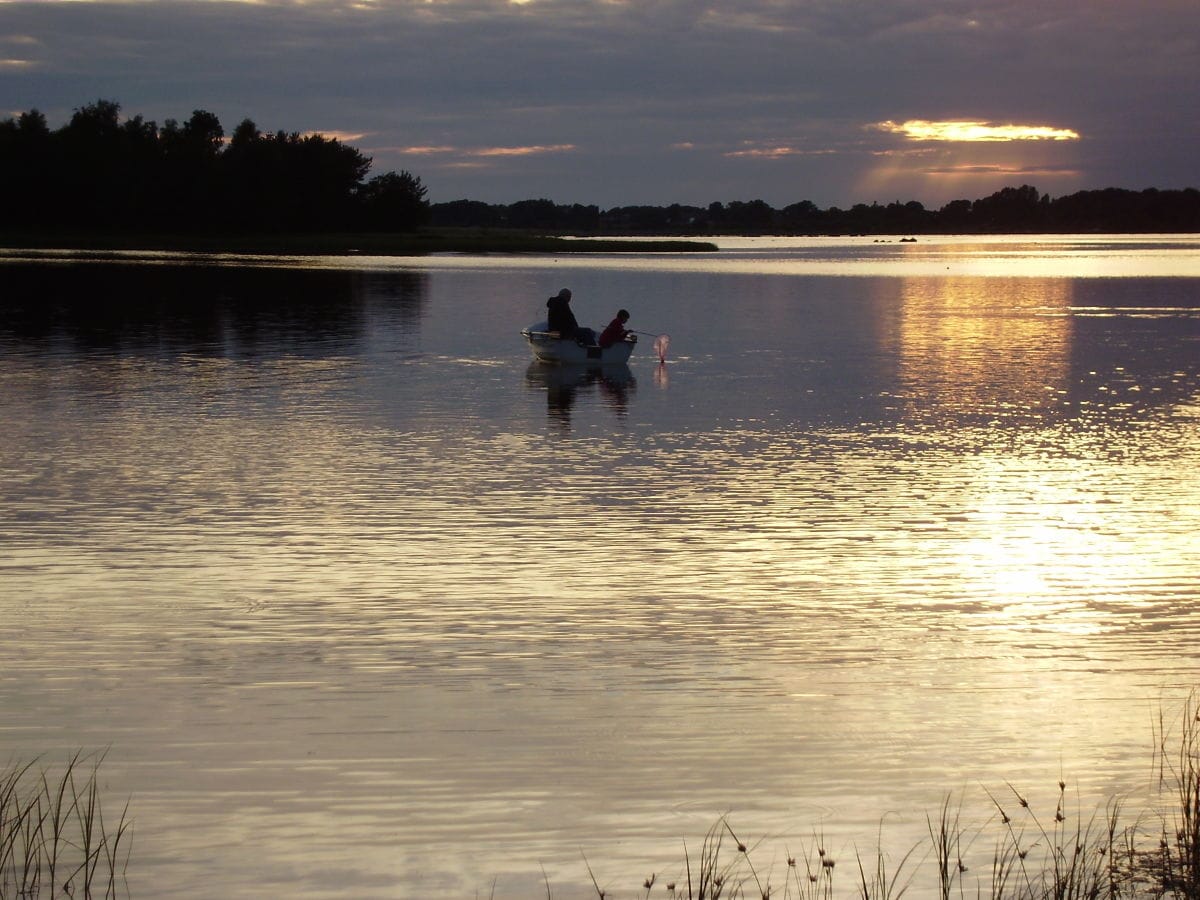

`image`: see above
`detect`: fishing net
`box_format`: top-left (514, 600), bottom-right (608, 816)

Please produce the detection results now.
top-left (652, 333), bottom-right (670, 363)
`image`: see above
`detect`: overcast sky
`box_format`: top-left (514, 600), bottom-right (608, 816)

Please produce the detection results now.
top-left (2, 0), bottom-right (1197, 209)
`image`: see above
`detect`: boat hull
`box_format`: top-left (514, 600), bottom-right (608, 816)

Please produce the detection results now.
top-left (521, 321), bottom-right (636, 365)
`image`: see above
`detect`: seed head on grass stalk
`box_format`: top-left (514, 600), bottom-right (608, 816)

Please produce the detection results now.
top-left (985, 783), bottom-right (1038, 896)
top-left (989, 776), bottom-right (1143, 900)
top-left (724, 820), bottom-right (771, 899)
top-left (677, 817), bottom-right (755, 900)
top-left (786, 833), bottom-right (836, 900)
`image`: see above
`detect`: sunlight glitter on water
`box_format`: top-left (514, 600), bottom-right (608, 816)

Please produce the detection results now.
top-left (1, 239), bottom-right (1198, 897)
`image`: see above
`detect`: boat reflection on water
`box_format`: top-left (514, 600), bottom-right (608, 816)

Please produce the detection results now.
top-left (524, 362), bottom-right (637, 429)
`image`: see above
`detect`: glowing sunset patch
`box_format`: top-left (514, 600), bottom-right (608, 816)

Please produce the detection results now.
top-left (725, 146), bottom-right (798, 159)
top-left (472, 144), bottom-right (575, 157)
top-left (877, 120), bottom-right (1080, 142)
top-left (924, 164), bottom-right (1082, 177)
top-left (394, 145), bottom-right (458, 155)
top-left (724, 143), bottom-right (835, 159)
top-left (390, 144), bottom-right (574, 157)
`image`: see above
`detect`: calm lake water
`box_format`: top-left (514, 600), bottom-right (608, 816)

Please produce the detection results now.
top-left (1, 235), bottom-right (1199, 898)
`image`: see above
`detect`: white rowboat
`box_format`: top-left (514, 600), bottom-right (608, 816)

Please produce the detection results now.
top-left (521, 320), bottom-right (637, 365)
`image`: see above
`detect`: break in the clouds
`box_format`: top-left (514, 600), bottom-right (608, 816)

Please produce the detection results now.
top-left (353, 144), bottom-right (575, 156)
top-left (1, 0), bottom-right (1197, 207)
top-left (876, 121), bottom-right (1081, 143)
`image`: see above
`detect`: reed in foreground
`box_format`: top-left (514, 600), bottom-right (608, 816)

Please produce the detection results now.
top-left (0, 751), bottom-right (131, 899)
top-left (1150, 690), bottom-right (1200, 899)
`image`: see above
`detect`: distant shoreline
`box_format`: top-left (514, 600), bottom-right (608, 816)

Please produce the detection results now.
top-left (0, 229), bottom-right (718, 256)
top-left (3, 229), bottom-right (1198, 261)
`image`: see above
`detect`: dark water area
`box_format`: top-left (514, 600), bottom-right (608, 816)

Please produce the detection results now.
top-left (1, 237), bottom-right (1199, 898)
top-left (0, 261), bottom-right (429, 357)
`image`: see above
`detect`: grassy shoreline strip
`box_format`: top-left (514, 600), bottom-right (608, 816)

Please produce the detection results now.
top-left (0, 229), bottom-right (719, 256)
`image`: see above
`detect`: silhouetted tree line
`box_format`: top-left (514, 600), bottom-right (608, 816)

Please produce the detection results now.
top-left (433, 184), bottom-right (1200, 235)
top-left (0, 100), bottom-right (430, 233)
top-left (4, 101), bottom-right (1197, 237)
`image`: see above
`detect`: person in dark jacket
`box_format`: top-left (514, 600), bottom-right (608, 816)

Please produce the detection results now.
top-left (546, 288), bottom-right (595, 344)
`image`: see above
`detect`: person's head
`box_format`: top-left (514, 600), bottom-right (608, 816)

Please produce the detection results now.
top-left (557, 288), bottom-right (572, 301)
top-left (617, 309), bottom-right (629, 322)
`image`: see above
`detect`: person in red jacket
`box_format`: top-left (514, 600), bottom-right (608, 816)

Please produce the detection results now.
top-left (598, 309), bottom-right (631, 348)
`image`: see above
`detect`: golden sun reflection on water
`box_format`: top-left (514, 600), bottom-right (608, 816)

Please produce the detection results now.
top-left (888, 276), bottom-right (1073, 420)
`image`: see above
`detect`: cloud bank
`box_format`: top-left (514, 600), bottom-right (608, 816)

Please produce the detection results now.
top-left (1, 0), bottom-right (1196, 206)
